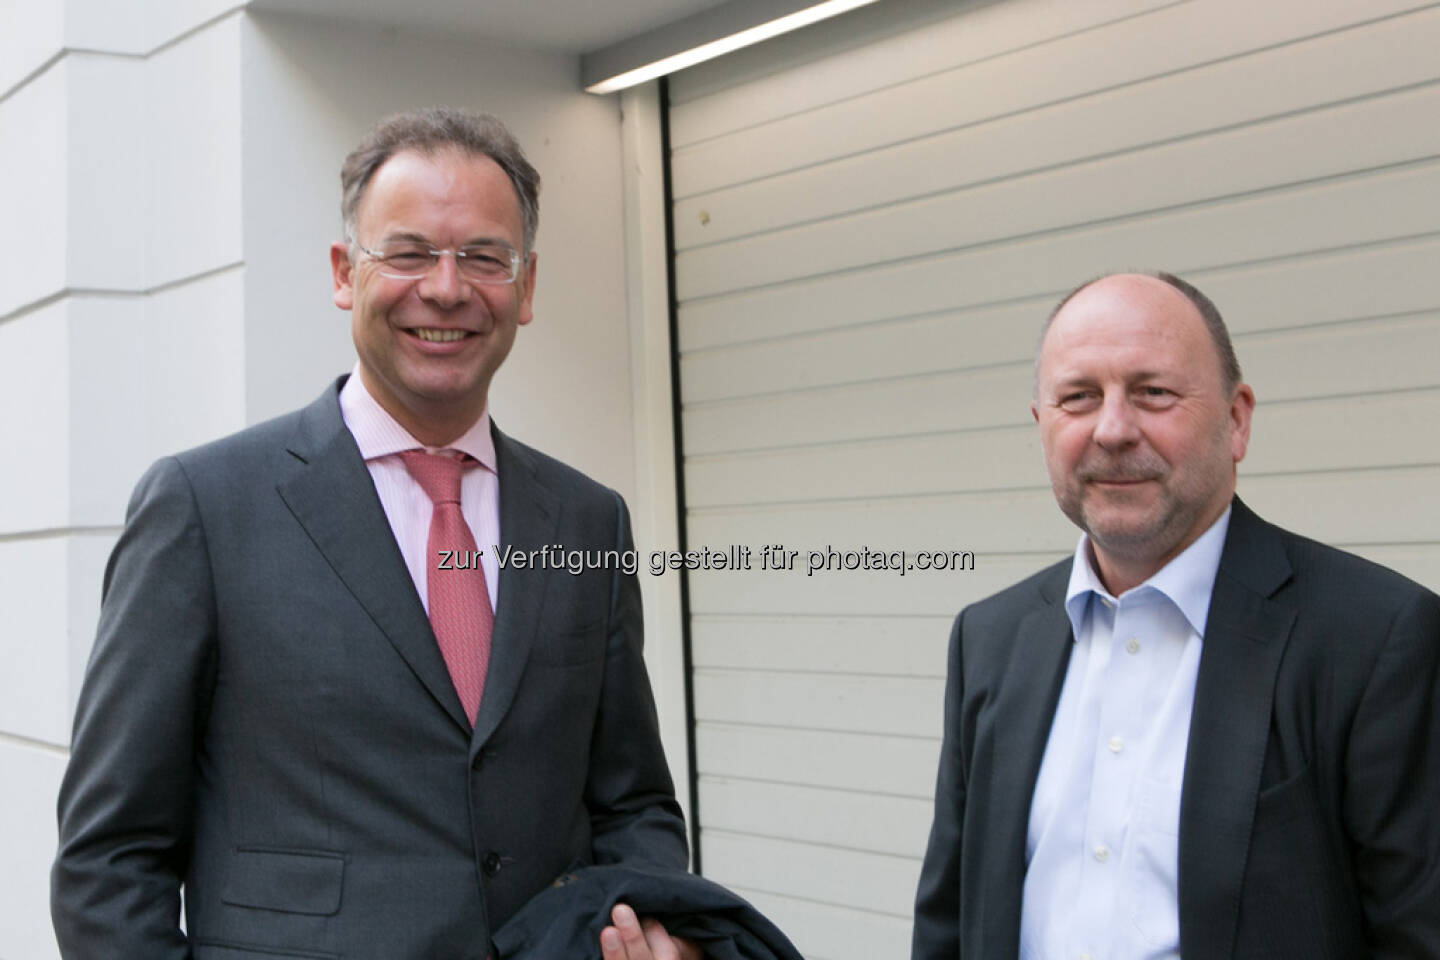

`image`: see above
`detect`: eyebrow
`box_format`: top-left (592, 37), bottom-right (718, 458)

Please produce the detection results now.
top-left (1046, 374), bottom-right (1098, 392)
top-left (1050, 369), bottom-right (1171, 385)
top-left (380, 230), bottom-right (514, 248)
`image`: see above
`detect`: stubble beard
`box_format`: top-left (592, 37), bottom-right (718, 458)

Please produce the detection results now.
top-left (1061, 428), bottom-right (1233, 570)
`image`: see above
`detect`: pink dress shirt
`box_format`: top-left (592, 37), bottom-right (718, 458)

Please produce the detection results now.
top-left (338, 368), bottom-right (500, 613)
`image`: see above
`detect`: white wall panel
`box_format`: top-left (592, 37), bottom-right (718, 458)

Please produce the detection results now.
top-left (0, 301), bottom-right (71, 534)
top-left (697, 725), bottom-right (940, 798)
top-left (674, 7), bottom-right (1440, 243)
top-left (686, 552), bottom-right (1061, 619)
top-left (1189, 235), bottom-right (1440, 333)
top-left (695, 669), bottom-right (942, 737)
top-left (0, 62), bottom-right (68, 319)
top-left (1244, 390), bottom-right (1440, 475)
top-left (66, 296), bottom-right (151, 526)
top-left (687, 428), bottom-right (1041, 506)
top-left (677, 87), bottom-right (1440, 298)
top-left (671, 0), bottom-right (1433, 197)
top-left (64, 0), bottom-right (244, 53)
top-left (680, 158), bottom-right (1440, 315)
top-left (0, 538), bottom-right (73, 745)
top-left (681, 236), bottom-right (1440, 403)
top-left (670, 2), bottom-right (1440, 949)
top-left (1240, 314), bottom-right (1440, 401)
top-left (681, 297), bottom-right (1041, 404)
top-left (0, 531), bottom-right (111, 746)
top-left (668, 0), bottom-right (1171, 139)
top-left (678, 166), bottom-right (1440, 351)
top-left (236, 12), bottom-right (370, 428)
top-left (0, 285), bottom-right (240, 535)
top-left (0, 741), bottom-right (66, 960)
top-left (144, 12), bottom-right (244, 290)
top-left (700, 776), bottom-right (933, 857)
top-left (60, 0), bottom-right (150, 53)
top-left (0, 0), bottom-right (64, 97)
top-left (141, 267), bottom-right (248, 458)
top-left (691, 614), bottom-right (951, 676)
top-left (141, 0), bottom-right (248, 51)
top-left (1238, 467), bottom-right (1440, 548)
top-left (684, 362), bottom-right (1032, 454)
top-left (65, 54), bottom-right (147, 294)
top-left (0, 0), bottom-right (242, 101)
top-left (703, 830), bottom-right (920, 916)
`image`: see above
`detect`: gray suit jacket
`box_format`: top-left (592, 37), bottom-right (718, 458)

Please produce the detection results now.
top-left (52, 379), bottom-right (687, 959)
top-left (913, 498), bottom-right (1440, 960)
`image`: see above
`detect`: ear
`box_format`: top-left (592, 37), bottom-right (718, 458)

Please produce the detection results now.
top-left (1229, 382), bottom-right (1256, 463)
top-left (330, 242), bottom-right (355, 310)
top-left (516, 251), bottom-right (538, 327)
top-left (1030, 399), bottom-right (1040, 423)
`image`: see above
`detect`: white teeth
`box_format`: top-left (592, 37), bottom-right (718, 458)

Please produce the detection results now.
top-left (413, 328), bottom-right (468, 343)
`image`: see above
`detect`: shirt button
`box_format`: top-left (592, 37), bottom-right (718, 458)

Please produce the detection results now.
top-left (1108, 736), bottom-right (1124, 754)
top-left (1093, 843), bottom-right (1110, 863)
top-left (1126, 636), bottom-right (1140, 654)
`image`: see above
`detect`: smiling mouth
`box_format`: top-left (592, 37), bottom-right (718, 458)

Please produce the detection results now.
top-left (410, 328), bottom-right (471, 343)
top-left (1086, 476), bottom-right (1161, 489)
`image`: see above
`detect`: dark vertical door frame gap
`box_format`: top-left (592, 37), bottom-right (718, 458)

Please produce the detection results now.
top-left (659, 75), bottom-right (703, 875)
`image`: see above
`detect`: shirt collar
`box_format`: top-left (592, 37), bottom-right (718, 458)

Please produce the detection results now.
top-left (1063, 505), bottom-right (1232, 641)
top-left (338, 364), bottom-right (496, 472)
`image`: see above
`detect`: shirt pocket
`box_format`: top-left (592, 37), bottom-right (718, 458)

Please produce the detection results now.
top-left (1127, 776), bottom-right (1182, 949)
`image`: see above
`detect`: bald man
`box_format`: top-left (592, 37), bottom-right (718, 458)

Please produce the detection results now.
top-left (912, 272), bottom-right (1440, 960)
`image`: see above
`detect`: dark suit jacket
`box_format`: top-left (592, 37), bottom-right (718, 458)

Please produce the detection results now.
top-left (52, 379), bottom-right (687, 959)
top-left (913, 498), bottom-right (1440, 960)
top-left (491, 863), bottom-right (804, 960)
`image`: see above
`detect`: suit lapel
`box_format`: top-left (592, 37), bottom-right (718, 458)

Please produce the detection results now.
top-left (986, 565), bottom-right (1074, 958)
top-left (276, 381), bottom-right (470, 732)
top-left (470, 427), bottom-right (561, 754)
top-left (1178, 498), bottom-right (1296, 960)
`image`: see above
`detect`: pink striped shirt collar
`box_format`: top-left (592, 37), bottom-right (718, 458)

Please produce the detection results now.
top-left (338, 366), bottom-right (497, 472)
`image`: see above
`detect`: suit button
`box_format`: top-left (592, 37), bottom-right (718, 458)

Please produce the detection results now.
top-left (483, 851), bottom-right (503, 876)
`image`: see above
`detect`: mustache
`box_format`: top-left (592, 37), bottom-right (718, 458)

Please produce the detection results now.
top-left (1076, 455), bottom-right (1166, 484)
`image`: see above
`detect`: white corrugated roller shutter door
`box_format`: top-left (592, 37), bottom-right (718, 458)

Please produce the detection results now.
top-left (666, 1), bottom-right (1440, 955)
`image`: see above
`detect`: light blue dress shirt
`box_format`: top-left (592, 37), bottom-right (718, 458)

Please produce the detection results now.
top-left (1019, 508), bottom-right (1231, 960)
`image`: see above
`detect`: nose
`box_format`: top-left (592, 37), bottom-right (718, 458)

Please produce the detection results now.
top-left (1092, 389), bottom-right (1140, 449)
top-left (417, 250), bottom-right (471, 308)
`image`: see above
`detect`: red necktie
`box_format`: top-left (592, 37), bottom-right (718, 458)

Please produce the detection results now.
top-left (400, 450), bottom-right (492, 725)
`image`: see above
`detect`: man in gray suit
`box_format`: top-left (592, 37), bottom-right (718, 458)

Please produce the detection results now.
top-left (912, 272), bottom-right (1440, 959)
top-left (53, 109), bottom-right (699, 960)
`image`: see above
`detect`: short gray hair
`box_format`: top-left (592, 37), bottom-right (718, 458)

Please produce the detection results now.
top-left (340, 107), bottom-right (541, 254)
top-left (1038, 271), bottom-right (1243, 391)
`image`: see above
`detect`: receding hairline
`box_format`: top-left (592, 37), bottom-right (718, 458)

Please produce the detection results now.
top-left (339, 107), bottom-right (540, 256)
top-left (1034, 270), bottom-right (1243, 393)
top-left (352, 145), bottom-right (525, 233)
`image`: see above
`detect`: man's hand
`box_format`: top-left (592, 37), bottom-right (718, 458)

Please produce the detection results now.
top-left (599, 903), bottom-right (702, 960)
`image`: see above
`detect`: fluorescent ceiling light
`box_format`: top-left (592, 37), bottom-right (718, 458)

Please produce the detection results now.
top-left (584, 0), bottom-right (882, 94)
